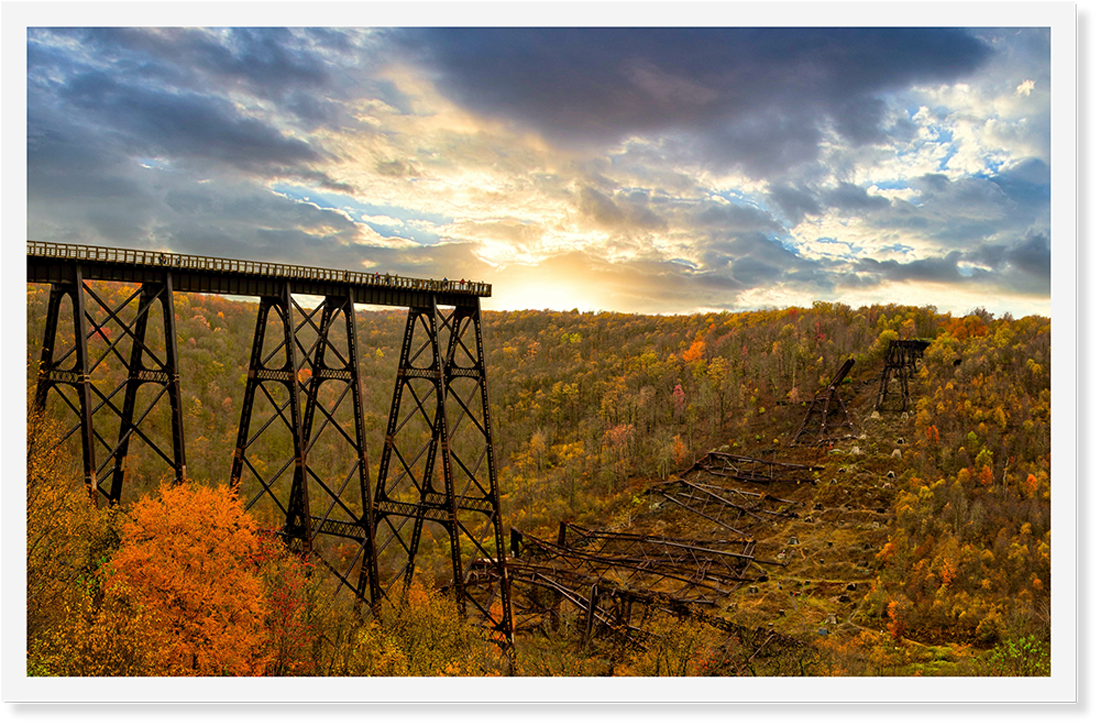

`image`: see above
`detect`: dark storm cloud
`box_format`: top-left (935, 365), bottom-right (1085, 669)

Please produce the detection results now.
top-left (847, 225), bottom-right (1049, 297)
top-left (694, 111), bottom-right (825, 177)
top-left (767, 184), bottom-right (822, 225)
top-left (59, 27), bottom-right (327, 89)
top-left (822, 183), bottom-right (891, 213)
top-left (39, 28), bottom-right (356, 129)
top-left (693, 231), bottom-right (829, 292)
top-left (965, 243), bottom-right (1009, 270)
top-left (56, 70), bottom-right (320, 171)
top-left (397, 27), bottom-right (992, 175)
top-left (814, 168), bottom-right (1052, 288)
top-left (989, 158), bottom-right (1051, 212)
top-left (1006, 231), bottom-right (1051, 279)
top-left (576, 187), bottom-right (666, 231)
top-left (856, 252), bottom-right (967, 284)
top-left (961, 231), bottom-right (1050, 284)
top-left (962, 231), bottom-right (1051, 297)
top-left (160, 27), bottom-right (331, 92)
top-left (27, 109), bottom-right (141, 202)
top-left (693, 202), bottom-right (782, 233)
top-left (833, 96), bottom-right (890, 145)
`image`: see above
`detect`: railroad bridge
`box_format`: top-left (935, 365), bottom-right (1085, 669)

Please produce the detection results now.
top-left (27, 241), bottom-right (512, 642)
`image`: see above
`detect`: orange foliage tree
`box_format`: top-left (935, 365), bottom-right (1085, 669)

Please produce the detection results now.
top-left (104, 481), bottom-right (272, 676)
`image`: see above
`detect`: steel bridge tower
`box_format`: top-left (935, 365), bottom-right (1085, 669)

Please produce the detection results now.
top-left (874, 339), bottom-right (931, 412)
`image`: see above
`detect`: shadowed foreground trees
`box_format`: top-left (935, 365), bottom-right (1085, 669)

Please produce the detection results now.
top-left (27, 411), bottom-right (160, 676)
top-left (27, 417), bottom-right (499, 676)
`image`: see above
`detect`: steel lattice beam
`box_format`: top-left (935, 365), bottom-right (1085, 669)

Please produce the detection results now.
top-left (875, 339), bottom-right (931, 412)
top-left (373, 299), bottom-right (512, 644)
top-left (792, 358), bottom-right (856, 445)
top-left (646, 476), bottom-right (801, 539)
top-left (229, 284), bottom-right (381, 604)
top-left (687, 451), bottom-right (823, 484)
top-left (33, 269), bottom-right (186, 503)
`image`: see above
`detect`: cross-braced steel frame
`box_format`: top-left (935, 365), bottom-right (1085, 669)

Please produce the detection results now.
top-left (33, 268), bottom-right (186, 503)
top-left (229, 282), bottom-right (381, 604)
top-left (373, 299), bottom-right (512, 644)
top-left (875, 340), bottom-right (931, 412)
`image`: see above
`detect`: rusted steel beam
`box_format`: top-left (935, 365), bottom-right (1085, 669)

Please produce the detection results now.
top-left (667, 477), bottom-right (801, 507)
top-left (792, 358), bottom-right (856, 444)
top-left (514, 531), bottom-right (743, 596)
top-left (653, 479), bottom-right (799, 524)
top-left (828, 357), bottom-right (855, 390)
top-left (558, 522), bottom-right (754, 555)
top-left (687, 451), bottom-right (822, 485)
top-left (650, 489), bottom-right (752, 537)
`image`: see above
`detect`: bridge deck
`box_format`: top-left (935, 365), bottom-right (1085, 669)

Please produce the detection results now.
top-left (26, 241), bottom-right (490, 307)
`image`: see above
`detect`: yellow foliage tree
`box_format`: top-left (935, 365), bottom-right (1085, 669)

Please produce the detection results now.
top-left (329, 582), bottom-right (499, 676)
top-left (27, 409), bottom-right (161, 676)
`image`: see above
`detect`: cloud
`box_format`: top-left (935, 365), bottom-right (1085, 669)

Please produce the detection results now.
top-left (37, 28), bottom-right (378, 132)
top-left (1006, 231), bottom-right (1051, 278)
top-left (397, 28), bottom-right (992, 177)
top-left (23, 26), bottom-right (1049, 318)
top-left (576, 186), bottom-right (666, 232)
top-left (768, 185), bottom-right (823, 225)
top-left (57, 70), bottom-right (320, 172)
top-left (821, 182), bottom-right (892, 213)
top-left (857, 251), bottom-right (968, 285)
top-left (692, 201), bottom-right (783, 233)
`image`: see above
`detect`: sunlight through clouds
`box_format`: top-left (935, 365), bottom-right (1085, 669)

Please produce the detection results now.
top-left (26, 24), bottom-right (1053, 316)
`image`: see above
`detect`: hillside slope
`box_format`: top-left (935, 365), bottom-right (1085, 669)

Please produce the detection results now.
top-left (26, 285), bottom-right (1051, 676)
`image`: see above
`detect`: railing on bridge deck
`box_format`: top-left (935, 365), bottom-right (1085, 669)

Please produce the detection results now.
top-left (27, 240), bottom-right (492, 297)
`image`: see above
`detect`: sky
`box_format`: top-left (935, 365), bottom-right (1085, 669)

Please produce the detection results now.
top-left (4, 2), bottom-right (1078, 704)
top-left (25, 23), bottom-right (1054, 316)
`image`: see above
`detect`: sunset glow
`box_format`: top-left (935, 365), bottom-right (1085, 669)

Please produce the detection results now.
top-left (24, 18), bottom-right (1055, 317)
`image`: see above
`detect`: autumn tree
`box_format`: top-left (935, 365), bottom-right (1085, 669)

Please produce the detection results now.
top-left (320, 581), bottom-right (500, 676)
top-left (27, 407), bottom-right (169, 676)
top-left (254, 536), bottom-right (316, 676)
top-left (104, 480), bottom-right (273, 676)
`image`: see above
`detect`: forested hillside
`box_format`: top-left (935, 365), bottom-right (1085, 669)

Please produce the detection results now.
top-left (25, 283), bottom-right (1051, 676)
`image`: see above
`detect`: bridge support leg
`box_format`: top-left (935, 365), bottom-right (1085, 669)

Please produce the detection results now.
top-left (875, 342), bottom-right (913, 412)
top-left (374, 298), bottom-right (512, 646)
top-left (110, 275), bottom-right (187, 501)
top-left (33, 269), bottom-right (186, 504)
top-left (230, 285), bottom-right (380, 604)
